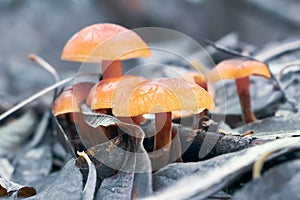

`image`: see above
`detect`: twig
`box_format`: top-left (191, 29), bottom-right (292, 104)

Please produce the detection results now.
top-left (0, 76), bottom-right (74, 121)
top-left (29, 53), bottom-right (61, 103)
top-left (203, 39), bottom-right (254, 59)
top-left (29, 54), bottom-right (60, 83)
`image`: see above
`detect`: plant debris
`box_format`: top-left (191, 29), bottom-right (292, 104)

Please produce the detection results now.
top-left (0, 110), bottom-right (36, 156)
top-left (1, 27), bottom-right (300, 200)
top-left (233, 159), bottom-right (300, 200)
top-left (26, 159), bottom-right (83, 200)
top-left (0, 178), bottom-right (36, 198)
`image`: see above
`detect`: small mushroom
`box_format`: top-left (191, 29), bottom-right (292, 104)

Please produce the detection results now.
top-left (61, 23), bottom-right (151, 79)
top-left (53, 83), bottom-right (108, 149)
top-left (182, 71), bottom-right (208, 90)
top-left (206, 59), bottom-right (271, 123)
top-left (113, 77), bottom-right (214, 168)
top-left (53, 83), bottom-right (93, 119)
top-left (172, 71), bottom-right (213, 130)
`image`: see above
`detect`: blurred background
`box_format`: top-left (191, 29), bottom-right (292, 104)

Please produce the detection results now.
top-left (1, 0), bottom-right (300, 100)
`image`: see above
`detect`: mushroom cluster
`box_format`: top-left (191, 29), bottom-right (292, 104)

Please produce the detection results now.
top-left (53, 23), bottom-right (215, 167)
top-left (112, 77), bottom-right (214, 168)
top-left (53, 23), bottom-right (270, 171)
top-left (53, 23), bottom-right (151, 151)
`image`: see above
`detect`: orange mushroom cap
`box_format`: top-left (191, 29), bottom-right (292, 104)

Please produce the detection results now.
top-left (86, 75), bottom-right (147, 110)
top-left (61, 23), bottom-right (151, 62)
top-left (206, 59), bottom-right (271, 83)
top-left (52, 82), bottom-right (94, 116)
top-left (113, 78), bottom-right (215, 117)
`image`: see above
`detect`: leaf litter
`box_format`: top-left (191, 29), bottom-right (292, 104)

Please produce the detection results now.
top-left (0, 110), bottom-right (36, 157)
top-left (26, 159), bottom-right (83, 200)
top-left (0, 36), bottom-right (300, 200)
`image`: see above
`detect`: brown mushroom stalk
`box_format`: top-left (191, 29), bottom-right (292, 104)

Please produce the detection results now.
top-left (235, 77), bottom-right (256, 123)
top-left (101, 60), bottom-right (122, 79)
top-left (154, 112), bottom-right (172, 150)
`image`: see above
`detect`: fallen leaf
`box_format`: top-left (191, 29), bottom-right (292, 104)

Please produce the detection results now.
top-left (26, 158), bottom-right (83, 200)
top-left (0, 158), bottom-right (14, 180)
top-left (0, 178), bottom-right (36, 198)
top-left (77, 151), bottom-right (97, 200)
top-left (0, 110), bottom-right (36, 156)
top-left (11, 144), bottom-right (52, 186)
top-left (233, 160), bottom-right (300, 200)
top-left (146, 135), bottom-right (300, 200)
top-left (235, 112), bottom-right (300, 139)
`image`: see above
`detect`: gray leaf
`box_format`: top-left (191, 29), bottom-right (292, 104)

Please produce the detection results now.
top-left (11, 145), bottom-right (52, 186)
top-left (145, 136), bottom-right (300, 200)
top-left (26, 159), bottom-right (83, 200)
top-left (97, 171), bottom-right (134, 200)
top-left (81, 103), bottom-right (119, 127)
top-left (0, 178), bottom-right (36, 198)
top-left (81, 153), bottom-right (97, 200)
top-left (0, 110), bottom-right (36, 156)
top-left (96, 136), bottom-right (153, 199)
top-left (233, 160), bottom-right (300, 200)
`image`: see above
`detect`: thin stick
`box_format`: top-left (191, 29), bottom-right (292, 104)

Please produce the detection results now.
top-left (29, 54), bottom-right (60, 82)
top-left (203, 39), bottom-right (254, 60)
top-left (0, 76), bottom-right (74, 121)
top-left (29, 53), bottom-right (61, 105)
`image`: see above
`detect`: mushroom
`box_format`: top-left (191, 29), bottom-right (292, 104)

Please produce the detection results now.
top-left (86, 75), bottom-right (147, 126)
top-left (53, 83), bottom-right (92, 116)
top-left (182, 71), bottom-right (208, 90)
top-left (113, 77), bottom-right (214, 167)
top-left (172, 71), bottom-right (211, 128)
top-left (53, 83), bottom-right (108, 149)
top-left (206, 59), bottom-right (271, 123)
top-left (61, 23), bottom-right (150, 79)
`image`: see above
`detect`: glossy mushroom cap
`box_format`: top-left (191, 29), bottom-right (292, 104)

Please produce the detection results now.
top-left (52, 83), bottom-right (94, 116)
top-left (86, 75), bottom-right (147, 110)
top-left (113, 78), bottom-right (215, 117)
top-left (206, 59), bottom-right (271, 82)
top-left (61, 23), bottom-right (151, 62)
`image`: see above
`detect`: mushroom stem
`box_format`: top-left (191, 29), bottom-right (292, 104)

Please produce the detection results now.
top-left (101, 60), bottom-right (122, 79)
top-left (235, 77), bottom-right (256, 123)
top-left (151, 112), bottom-right (172, 169)
top-left (154, 112), bottom-right (172, 150)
